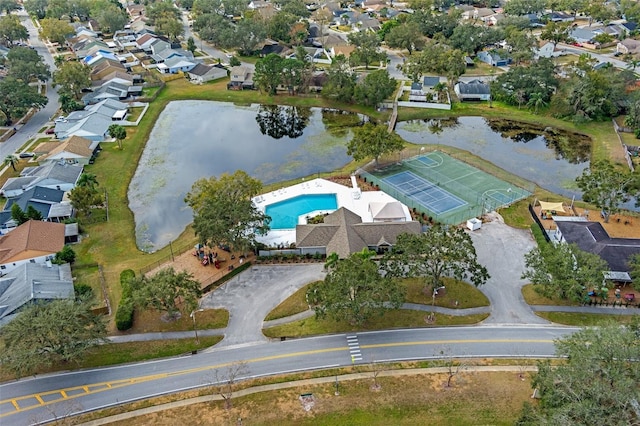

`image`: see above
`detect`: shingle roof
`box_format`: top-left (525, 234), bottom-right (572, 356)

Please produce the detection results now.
top-left (0, 263), bottom-right (73, 323)
top-left (39, 135), bottom-right (94, 161)
top-left (555, 221), bottom-right (640, 272)
top-left (296, 207), bottom-right (420, 258)
top-left (0, 220), bottom-right (65, 264)
top-left (457, 79), bottom-right (490, 95)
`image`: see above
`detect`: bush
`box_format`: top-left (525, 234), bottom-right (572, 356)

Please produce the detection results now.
top-left (116, 269), bottom-right (136, 331)
top-left (53, 245), bottom-right (76, 264)
top-left (74, 283), bottom-right (93, 300)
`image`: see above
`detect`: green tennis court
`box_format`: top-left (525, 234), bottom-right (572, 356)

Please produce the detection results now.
top-left (360, 151), bottom-right (532, 225)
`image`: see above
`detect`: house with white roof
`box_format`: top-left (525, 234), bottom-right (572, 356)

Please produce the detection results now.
top-left (0, 162), bottom-right (83, 198)
top-left (54, 99), bottom-right (129, 141)
top-left (187, 63), bottom-right (227, 84)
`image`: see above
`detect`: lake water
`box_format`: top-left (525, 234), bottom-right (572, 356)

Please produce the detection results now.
top-left (128, 101), bottom-right (356, 252)
top-left (396, 117), bottom-right (591, 198)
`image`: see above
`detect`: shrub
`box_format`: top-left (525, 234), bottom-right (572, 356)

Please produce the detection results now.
top-left (53, 245), bottom-right (76, 264)
top-left (116, 269), bottom-right (136, 331)
top-left (74, 283), bottom-right (93, 300)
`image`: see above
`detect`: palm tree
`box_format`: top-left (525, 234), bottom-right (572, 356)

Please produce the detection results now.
top-left (527, 92), bottom-right (547, 114)
top-left (77, 172), bottom-right (98, 189)
top-left (627, 58), bottom-right (640, 71)
top-left (108, 124), bottom-right (127, 150)
top-left (433, 82), bottom-right (448, 103)
top-left (4, 155), bottom-right (18, 171)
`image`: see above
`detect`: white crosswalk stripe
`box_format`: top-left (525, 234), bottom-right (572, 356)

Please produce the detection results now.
top-left (346, 335), bottom-right (363, 361)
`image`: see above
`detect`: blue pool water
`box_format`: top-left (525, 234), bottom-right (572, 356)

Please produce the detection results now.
top-left (266, 194), bottom-right (338, 229)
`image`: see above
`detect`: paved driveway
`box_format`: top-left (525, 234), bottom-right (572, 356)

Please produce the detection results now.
top-left (200, 264), bottom-right (326, 347)
top-left (468, 215), bottom-right (549, 325)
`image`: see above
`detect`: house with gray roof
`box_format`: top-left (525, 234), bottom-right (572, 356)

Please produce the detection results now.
top-left (0, 162), bottom-right (83, 198)
top-left (227, 66), bottom-right (254, 90)
top-left (296, 207), bottom-right (421, 259)
top-left (0, 263), bottom-right (73, 326)
top-left (1, 186), bottom-right (72, 228)
top-left (554, 220), bottom-right (640, 274)
top-left (187, 63), bottom-right (227, 84)
top-left (156, 55), bottom-right (197, 74)
top-left (454, 79), bottom-right (491, 101)
top-left (54, 99), bottom-right (129, 141)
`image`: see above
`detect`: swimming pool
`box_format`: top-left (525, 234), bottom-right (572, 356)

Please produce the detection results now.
top-left (265, 194), bottom-right (338, 229)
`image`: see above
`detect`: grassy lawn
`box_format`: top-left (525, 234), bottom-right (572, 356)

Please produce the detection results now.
top-left (121, 308), bottom-right (229, 334)
top-left (498, 199), bottom-right (534, 229)
top-left (71, 264), bottom-right (105, 307)
top-left (127, 106), bottom-right (145, 122)
top-left (535, 311), bottom-right (638, 326)
top-left (262, 311), bottom-right (489, 338)
top-left (521, 284), bottom-right (575, 306)
top-left (264, 283), bottom-right (314, 321)
top-left (0, 336), bottom-right (222, 382)
top-left (403, 277), bottom-right (490, 308)
top-left (0, 158), bottom-right (34, 187)
top-left (93, 371), bottom-right (531, 425)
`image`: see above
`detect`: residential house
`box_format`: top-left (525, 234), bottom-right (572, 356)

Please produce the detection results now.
top-left (454, 79), bottom-right (491, 101)
top-left (0, 263), bottom-right (73, 325)
top-left (54, 99), bottom-right (129, 141)
top-left (126, 3), bottom-right (145, 18)
top-left (82, 81), bottom-right (141, 105)
top-left (288, 47), bottom-right (332, 65)
top-left (0, 162), bottom-right (83, 198)
top-left (308, 71), bottom-right (328, 92)
top-left (295, 207), bottom-right (421, 259)
top-left (548, 11), bottom-right (575, 22)
top-left (156, 55), bottom-right (197, 74)
top-left (423, 76), bottom-right (441, 89)
top-left (37, 136), bottom-right (100, 166)
top-left (91, 71), bottom-right (137, 88)
top-left (187, 63), bottom-right (227, 84)
top-left (570, 27), bottom-right (597, 45)
top-left (554, 220), bottom-right (640, 274)
top-left (485, 13), bottom-right (504, 26)
top-left (227, 66), bottom-right (254, 90)
top-left (356, 16), bottom-right (381, 32)
top-left (0, 220), bottom-right (66, 274)
top-left (617, 38), bottom-right (640, 55)
top-left (135, 33), bottom-right (157, 52)
top-left (535, 42), bottom-right (566, 59)
top-left (477, 50), bottom-right (511, 66)
top-left (461, 7), bottom-right (495, 21)
top-left (0, 186), bottom-right (72, 227)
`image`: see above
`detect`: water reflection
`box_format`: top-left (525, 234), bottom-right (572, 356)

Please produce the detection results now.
top-left (129, 101), bottom-right (356, 252)
top-left (256, 105), bottom-right (311, 139)
top-left (395, 116), bottom-right (591, 198)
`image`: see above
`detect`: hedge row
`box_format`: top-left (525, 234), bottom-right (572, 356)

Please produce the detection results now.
top-left (115, 269), bottom-right (136, 331)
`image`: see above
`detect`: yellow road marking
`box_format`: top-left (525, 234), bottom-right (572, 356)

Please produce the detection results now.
top-left (0, 338), bottom-right (556, 418)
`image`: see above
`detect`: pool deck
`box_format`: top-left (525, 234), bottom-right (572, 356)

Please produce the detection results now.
top-left (253, 178), bottom-right (413, 247)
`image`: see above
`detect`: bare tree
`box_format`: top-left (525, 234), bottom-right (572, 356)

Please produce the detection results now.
top-left (436, 347), bottom-right (470, 388)
top-left (209, 361), bottom-right (249, 409)
top-left (369, 355), bottom-right (386, 391)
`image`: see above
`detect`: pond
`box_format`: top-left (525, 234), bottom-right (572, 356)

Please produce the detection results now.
top-left (128, 101), bottom-right (359, 252)
top-left (395, 117), bottom-right (592, 198)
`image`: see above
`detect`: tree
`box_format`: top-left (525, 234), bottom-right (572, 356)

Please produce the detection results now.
top-left (39, 18), bottom-right (74, 45)
top-left (354, 69), bottom-right (396, 107)
top-left (490, 59), bottom-right (558, 107)
top-left (187, 36), bottom-right (197, 55)
top-left (385, 22), bottom-right (424, 55)
top-left (233, 16), bottom-right (267, 55)
top-left (25, 205), bottom-right (43, 221)
top-left (254, 53), bottom-right (283, 95)
top-left (60, 92), bottom-right (84, 113)
top-left (307, 250), bottom-right (405, 325)
top-left (0, 14), bottom-right (28, 46)
top-left (402, 42), bottom-right (465, 86)
top-left (322, 55), bottom-right (357, 103)
top-left (518, 320), bottom-right (640, 425)
top-left (0, 299), bottom-right (107, 377)
top-left (4, 154), bottom-right (18, 171)
top-left (503, 0), bottom-right (545, 15)
top-left (133, 267), bottom-right (202, 320)
top-left (24, 0), bottom-right (48, 19)
top-left (77, 172), bottom-right (98, 189)
top-left (156, 16), bottom-right (184, 40)
top-left (0, 77), bottom-right (47, 123)
top-left (184, 170), bottom-right (270, 254)
top-left (6, 46), bottom-right (51, 82)
top-left (193, 13), bottom-right (231, 45)
top-left (347, 122), bottom-right (404, 165)
top-left (267, 11), bottom-right (299, 43)
top-left (0, 0), bottom-right (19, 14)
top-left (108, 124), bottom-right (126, 149)
top-left (54, 245), bottom-right (76, 264)
top-left (448, 24), bottom-right (503, 55)
top-left (626, 253), bottom-right (640, 289)
top-left (96, 5), bottom-right (128, 34)
top-left (10, 203), bottom-right (27, 224)
top-left (348, 31), bottom-right (385, 69)
top-left (52, 61), bottom-right (91, 100)
top-left (540, 21), bottom-right (573, 48)
top-left (146, 0), bottom-right (181, 25)
top-left (208, 361), bottom-right (249, 409)
top-left (526, 92), bottom-right (547, 114)
top-left (382, 227), bottom-right (490, 291)
top-left (280, 57), bottom-right (307, 95)
top-left (575, 160), bottom-right (639, 222)
top-left (522, 243), bottom-right (608, 302)
top-left (69, 185), bottom-right (103, 218)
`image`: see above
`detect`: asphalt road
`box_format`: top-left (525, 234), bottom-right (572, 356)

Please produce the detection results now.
top-left (0, 325), bottom-right (576, 424)
top-left (0, 10), bottom-right (59, 160)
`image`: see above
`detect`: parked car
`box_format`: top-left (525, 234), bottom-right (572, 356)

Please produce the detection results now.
top-left (19, 152), bottom-right (35, 158)
top-left (45, 128), bottom-right (55, 134)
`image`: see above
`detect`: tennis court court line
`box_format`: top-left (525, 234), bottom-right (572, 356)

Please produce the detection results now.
top-left (382, 171), bottom-right (467, 215)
